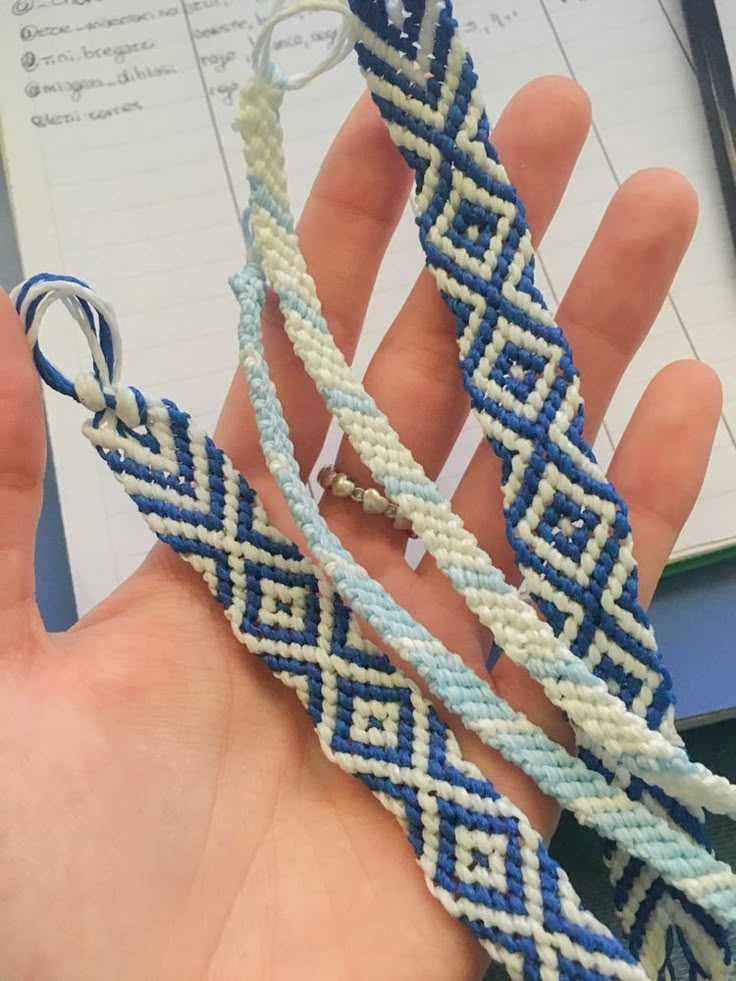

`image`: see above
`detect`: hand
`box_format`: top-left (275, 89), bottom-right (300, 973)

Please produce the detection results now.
top-left (0, 78), bottom-right (721, 981)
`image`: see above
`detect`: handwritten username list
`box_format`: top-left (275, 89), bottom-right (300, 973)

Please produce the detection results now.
top-left (12, 0), bottom-right (344, 126)
top-left (12, 0), bottom-right (523, 128)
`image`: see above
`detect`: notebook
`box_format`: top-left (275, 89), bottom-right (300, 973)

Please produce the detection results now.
top-left (0, 0), bottom-right (735, 615)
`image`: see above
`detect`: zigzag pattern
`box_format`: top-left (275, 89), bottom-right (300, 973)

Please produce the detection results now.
top-left (345, 0), bottom-right (730, 973)
top-left (14, 273), bottom-right (650, 981)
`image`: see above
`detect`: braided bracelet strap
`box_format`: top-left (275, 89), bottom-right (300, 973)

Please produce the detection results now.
top-left (234, 6), bottom-right (736, 976)
top-left (235, 5), bottom-right (736, 822)
top-left (13, 273), bottom-right (649, 981)
top-left (233, 252), bottom-right (736, 930)
top-left (233, 86), bottom-right (736, 974)
top-left (231, 0), bottom-right (736, 974)
top-left (232, 191), bottom-right (736, 977)
top-left (345, 0), bottom-right (730, 971)
top-left (237, 25), bottom-right (736, 828)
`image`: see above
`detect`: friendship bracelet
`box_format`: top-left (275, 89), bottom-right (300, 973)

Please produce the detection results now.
top-left (233, 4), bottom-right (736, 972)
top-left (236, 0), bottom-right (736, 815)
top-left (13, 273), bottom-right (650, 981)
top-left (231, 254), bottom-right (736, 931)
top-left (345, 0), bottom-right (728, 971)
top-left (233, 7), bottom-right (736, 827)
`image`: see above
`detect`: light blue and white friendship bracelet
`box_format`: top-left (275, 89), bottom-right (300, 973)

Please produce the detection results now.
top-left (233, 0), bottom-right (736, 975)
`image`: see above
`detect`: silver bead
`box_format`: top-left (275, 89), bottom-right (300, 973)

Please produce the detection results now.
top-left (362, 488), bottom-right (387, 514)
top-left (318, 465), bottom-right (337, 489)
top-left (331, 473), bottom-right (355, 498)
top-left (317, 466), bottom-right (415, 536)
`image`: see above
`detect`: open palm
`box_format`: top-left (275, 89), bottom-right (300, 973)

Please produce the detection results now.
top-left (0, 78), bottom-right (721, 981)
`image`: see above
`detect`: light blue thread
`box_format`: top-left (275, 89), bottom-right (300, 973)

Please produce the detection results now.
top-left (279, 288), bottom-right (329, 332)
top-left (441, 562), bottom-right (511, 595)
top-left (230, 260), bottom-right (736, 920)
top-left (379, 474), bottom-right (447, 506)
top-left (320, 386), bottom-right (385, 416)
top-left (236, 71), bottom-right (736, 821)
top-left (247, 178), bottom-right (296, 233)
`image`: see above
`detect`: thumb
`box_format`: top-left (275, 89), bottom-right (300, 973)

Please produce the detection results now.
top-left (0, 289), bottom-right (46, 648)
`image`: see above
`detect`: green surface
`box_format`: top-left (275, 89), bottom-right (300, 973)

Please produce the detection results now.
top-left (484, 718), bottom-right (736, 979)
top-left (663, 544), bottom-right (736, 578)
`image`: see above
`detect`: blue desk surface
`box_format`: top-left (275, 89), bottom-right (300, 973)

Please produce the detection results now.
top-left (1, 156), bottom-right (734, 724)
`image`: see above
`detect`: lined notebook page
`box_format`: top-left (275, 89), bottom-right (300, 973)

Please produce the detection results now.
top-left (0, 0), bottom-right (734, 614)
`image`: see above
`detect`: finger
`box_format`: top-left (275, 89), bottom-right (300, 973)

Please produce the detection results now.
top-left (558, 167), bottom-right (698, 441)
top-left (419, 166), bottom-right (699, 587)
top-left (321, 76), bottom-right (592, 556)
top-left (0, 290), bottom-right (46, 642)
top-left (607, 360), bottom-right (722, 605)
top-left (215, 94), bottom-right (413, 485)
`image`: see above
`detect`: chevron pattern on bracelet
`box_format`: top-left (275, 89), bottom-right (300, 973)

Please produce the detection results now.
top-left (81, 399), bottom-right (649, 981)
top-left (14, 272), bottom-right (648, 981)
top-left (345, 0), bottom-right (730, 973)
